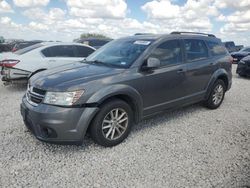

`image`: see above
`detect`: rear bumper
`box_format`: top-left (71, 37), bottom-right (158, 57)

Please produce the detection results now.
top-left (236, 63), bottom-right (250, 76)
top-left (20, 96), bottom-right (99, 145)
top-left (1, 66), bottom-right (30, 82)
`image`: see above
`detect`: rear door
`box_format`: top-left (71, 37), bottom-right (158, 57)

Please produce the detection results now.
top-left (42, 45), bottom-right (82, 68)
top-left (183, 39), bottom-right (214, 96)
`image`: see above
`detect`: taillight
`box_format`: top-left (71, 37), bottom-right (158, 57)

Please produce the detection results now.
top-left (0, 60), bottom-right (20, 68)
top-left (229, 56), bottom-right (233, 64)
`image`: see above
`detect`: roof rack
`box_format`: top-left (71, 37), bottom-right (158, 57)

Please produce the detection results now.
top-left (170, 31), bottom-right (216, 37)
top-left (134, 33), bottom-right (153, 36)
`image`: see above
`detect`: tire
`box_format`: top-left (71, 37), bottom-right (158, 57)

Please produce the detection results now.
top-left (90, 99), bottom-right (133, 147)
top-left (204, 79), bottom-right (226, 109)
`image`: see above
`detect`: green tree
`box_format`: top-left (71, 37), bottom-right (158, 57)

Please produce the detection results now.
top-left (80, 33), bottom-right (111, 39)
top-left (0, 36), bottom-right (5, 43)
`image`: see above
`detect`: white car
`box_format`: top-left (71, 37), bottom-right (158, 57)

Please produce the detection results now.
top-left (0, 42), bottom-right (95, 84)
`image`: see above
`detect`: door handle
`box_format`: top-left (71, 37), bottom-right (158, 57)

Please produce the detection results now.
top-left (177, 69), bottom-right (185, 73)
top-left (49, 60), bottom-right (56, 62)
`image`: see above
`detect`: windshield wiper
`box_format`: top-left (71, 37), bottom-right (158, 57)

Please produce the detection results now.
top-left (82, 60), bottom-right (124, 68)
top-left (92, 60), bottom-right (107, 65)
top-left (82, 60), bottom-right (106, 65)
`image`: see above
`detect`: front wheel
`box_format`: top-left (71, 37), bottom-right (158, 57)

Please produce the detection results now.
top-left (204, 79), bottom-right (226, 109)
top-left (90, 99), bottom-right (133, 147)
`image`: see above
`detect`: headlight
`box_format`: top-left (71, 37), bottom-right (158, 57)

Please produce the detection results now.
top-left (43, 90), bottom-right (84, 106)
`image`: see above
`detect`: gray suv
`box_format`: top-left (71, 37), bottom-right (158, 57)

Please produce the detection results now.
top-left (21, 32), bottom-right (232, 147)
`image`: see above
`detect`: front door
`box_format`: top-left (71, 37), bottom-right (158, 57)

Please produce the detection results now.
top-left (141, 39), bottom-right (187, 115)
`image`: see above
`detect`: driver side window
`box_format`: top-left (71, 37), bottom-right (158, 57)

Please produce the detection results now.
top-left (149, 40), bottom-right (183, 67)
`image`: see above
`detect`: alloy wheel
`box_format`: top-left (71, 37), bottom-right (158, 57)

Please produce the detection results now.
top-left (101, 108), bottom-right (128, 140)
top-left (212, 84), bottom-right (224, 105)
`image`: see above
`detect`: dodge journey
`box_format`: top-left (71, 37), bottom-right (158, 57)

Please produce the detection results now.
top-left (21, 32), bottom-right (232, 147)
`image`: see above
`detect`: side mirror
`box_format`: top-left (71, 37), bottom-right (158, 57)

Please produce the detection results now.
top-left (145, 57), bottom-right (160, 69)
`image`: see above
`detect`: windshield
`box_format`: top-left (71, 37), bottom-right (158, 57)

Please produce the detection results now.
top-left (14, 43), bottom-right (43, 55)
top-left (86, 38), bottom-right (154, 68)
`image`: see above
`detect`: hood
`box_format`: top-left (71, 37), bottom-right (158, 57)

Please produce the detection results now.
top-left (231, 51), bottom-right (250, 57)
top-left (30, 62), bottom-right (124, 91)
top-left (242, 55), bottom-right (250, 62)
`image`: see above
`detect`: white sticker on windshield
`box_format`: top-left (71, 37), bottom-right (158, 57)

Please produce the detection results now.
top-left (134, 40), bottom-right (151, 45)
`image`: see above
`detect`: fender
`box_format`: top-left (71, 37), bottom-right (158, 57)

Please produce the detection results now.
top-left (205, 68), bottom-right (230, 100)
top-left (86, 84), bottom-right (143, 123)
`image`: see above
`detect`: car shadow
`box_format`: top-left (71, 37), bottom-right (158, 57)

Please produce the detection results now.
top-left (235, 75), bottom-right (250, 80)
top-left (132, 103), bottom-right (202, 133)
top-left (2, 83), bottom-right (27, 92)
top-left (33, 103), bottom-right (203, 153)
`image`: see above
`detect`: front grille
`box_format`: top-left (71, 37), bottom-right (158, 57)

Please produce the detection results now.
top-left (33, 87), bottom-right (46, 95)
top-left (26, 84), bottom-right (46, 106)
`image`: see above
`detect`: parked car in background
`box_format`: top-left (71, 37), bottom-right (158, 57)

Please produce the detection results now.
top-left (21, 32), bottom-right (232, 147)
top-left (0, 36), bottom-right (4, 43)
top-left (223, 41), bottom-right (244, 53)
top-left (0, 42), bottom-right (95, 84)
top-left (231, 47), bottom-right (250, 63)
top-left (75, 38), bottom-right (112, 49)
top-left (12, 40), bottom-right (43, 52)
top-left (0, 43), bottom-right (12, 53)
top-left (4, 39), bottom-right (24, 51)
top-left (236, 55), bottom-right (250, 77)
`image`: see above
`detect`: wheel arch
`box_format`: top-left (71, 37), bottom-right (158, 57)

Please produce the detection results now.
top-left (86, 84), bottom-right (143, 124)
top-left (205, 69), bottom-right (230, 100)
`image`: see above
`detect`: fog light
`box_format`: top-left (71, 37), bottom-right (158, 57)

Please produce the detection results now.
top-left (41, 127), bottom-right (57, 138)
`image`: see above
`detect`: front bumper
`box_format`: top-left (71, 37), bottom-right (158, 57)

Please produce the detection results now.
top-left (236, 63), bottom-right (250, 76)
top-left (20, 96), bottom-right (99, 145)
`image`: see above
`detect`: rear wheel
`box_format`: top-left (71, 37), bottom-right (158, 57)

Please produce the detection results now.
top-left (90, 99), bottom-right (133, 147)
top-left (204, 79), bottom-right (226, 109)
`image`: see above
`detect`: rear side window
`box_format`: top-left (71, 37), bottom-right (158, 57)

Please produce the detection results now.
top-left (184, 39), bottom-right (208, 61)
top-left (42, 45), bottom-right (75, 57)
top-left (150, 40), bottom-right (183, 66)
top-left (75, 46), bottom-right (95, 57)
top-left (207, 41), bottom-right (227, 56)
top-left (14, 43), bottom-right (43, 55)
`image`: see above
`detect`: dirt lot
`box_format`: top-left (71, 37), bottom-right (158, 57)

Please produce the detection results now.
top-left (0, 65), bottom-right (249, 187)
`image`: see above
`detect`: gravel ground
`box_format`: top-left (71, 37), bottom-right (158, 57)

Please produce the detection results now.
top-left (0, 65), bottom-right (249, 188)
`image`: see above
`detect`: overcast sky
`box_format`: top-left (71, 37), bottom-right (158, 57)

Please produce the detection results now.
top-left (0, 0), bottom-right (249, 45)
